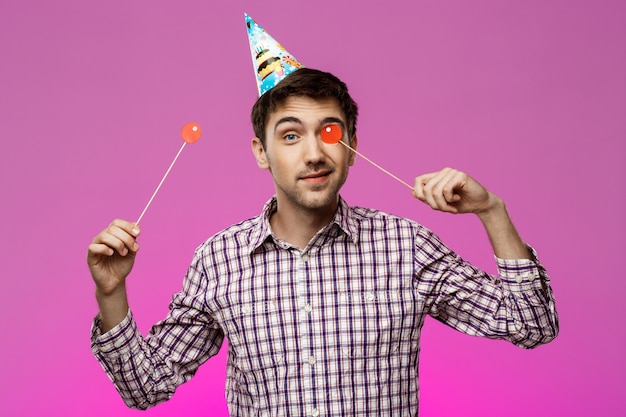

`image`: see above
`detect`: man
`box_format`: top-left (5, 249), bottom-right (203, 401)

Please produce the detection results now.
top-left (88, 68), bottom-right (558, 416)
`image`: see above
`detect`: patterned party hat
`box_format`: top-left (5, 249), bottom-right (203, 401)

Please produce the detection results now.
top-left (245, 13), bottom-right (304, 96)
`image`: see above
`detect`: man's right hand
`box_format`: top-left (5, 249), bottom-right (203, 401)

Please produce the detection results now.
top-left (87, 219), bottom-right (140, 295)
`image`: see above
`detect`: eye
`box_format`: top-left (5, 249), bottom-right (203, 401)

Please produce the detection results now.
top-left (283, 133), bottom-right (299, 142)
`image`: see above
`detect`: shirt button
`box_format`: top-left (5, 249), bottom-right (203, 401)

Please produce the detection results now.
top-left (367, 292), bottom-right (375, 301)
top-left (301, 254), bottom-right (309, 262)
top-left (311, 408), bottom-right (319, 417)
top-left (515, 275), bottom-right (523, 283)
top-left (304, 304), bottom-right (313, 313)
top-left (308, 356), bottom-right (317, 365)
top-left (528, 273), bottom-right (536, 281)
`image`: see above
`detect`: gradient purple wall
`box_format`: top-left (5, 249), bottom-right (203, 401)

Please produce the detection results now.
top-left (1, 1), bottom-right (624, 416)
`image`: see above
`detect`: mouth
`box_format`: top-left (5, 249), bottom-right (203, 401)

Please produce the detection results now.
top-left (300, 170), bottom-right (332, 184)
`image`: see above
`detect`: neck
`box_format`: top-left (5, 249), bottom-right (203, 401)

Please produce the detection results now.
top-left (270, 197), bottom-right (338, 250)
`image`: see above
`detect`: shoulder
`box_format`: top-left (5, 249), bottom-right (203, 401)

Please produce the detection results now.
top-left (194, 215), bottom-right (262, 257)
top-left (179, 216), bottom-right (264, 298)
top-left (348, 204), bottom-right (421, 231)
top-left (346, 204), bottom-right (443, 246)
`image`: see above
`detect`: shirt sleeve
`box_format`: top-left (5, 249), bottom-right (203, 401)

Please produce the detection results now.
top-left (90, 256), bottom-right (225, 410)
top-left (416, 229), bottom-right (559, 349)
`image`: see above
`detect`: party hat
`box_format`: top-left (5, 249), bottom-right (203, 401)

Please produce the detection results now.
top-left (245, 13), bottom-right (304, 96)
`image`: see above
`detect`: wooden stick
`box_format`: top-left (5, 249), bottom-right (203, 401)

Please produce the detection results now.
top-left (338, 141), bottom-right (413, 190)
top-left (136, 141), bottom-right (187, 225)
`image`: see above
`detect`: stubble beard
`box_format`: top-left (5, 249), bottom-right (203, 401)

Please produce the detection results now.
top-left (277, 165), bottom-right (348, 212)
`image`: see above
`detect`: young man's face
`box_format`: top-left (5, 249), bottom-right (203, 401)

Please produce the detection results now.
top-left (252, 96), bottom-right (357, 213)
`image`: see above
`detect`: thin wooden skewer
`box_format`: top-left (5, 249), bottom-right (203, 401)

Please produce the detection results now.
top-left (135, 142), bottom-right (187, 225)
top-left (338, 141), bottom-right (413, 190)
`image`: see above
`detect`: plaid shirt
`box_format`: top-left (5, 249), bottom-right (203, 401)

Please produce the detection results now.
top-left (92, 196), bottom-right (558, 416)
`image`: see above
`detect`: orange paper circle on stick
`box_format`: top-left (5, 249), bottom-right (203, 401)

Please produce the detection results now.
top-left (181, 122), bottom-right (202, 143)
top-left (321, 124), bottom-right (343, 144)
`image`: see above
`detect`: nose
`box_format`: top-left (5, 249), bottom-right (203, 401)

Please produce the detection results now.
top-left (302, 134), bottom-right (325, 164)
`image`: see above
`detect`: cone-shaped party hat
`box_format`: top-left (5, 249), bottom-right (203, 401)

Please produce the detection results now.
top-left (245, 13), bottom-right (304, 96)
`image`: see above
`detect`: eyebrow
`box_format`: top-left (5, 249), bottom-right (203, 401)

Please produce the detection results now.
top-left (273, 116), bottom-right (346, 131)
top-left (320, 117), bottom-right (346, 131)
top-left (274, 116), bottom-right (302, 130)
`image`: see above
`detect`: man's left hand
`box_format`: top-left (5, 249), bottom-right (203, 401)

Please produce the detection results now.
top-left (412, 167), bottom-right (497, 215)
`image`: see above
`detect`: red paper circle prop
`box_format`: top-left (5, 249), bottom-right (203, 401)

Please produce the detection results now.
top-left (181, 122), bottom-right (202, 144)
top-left (320, 124), bottom-right (343, 144)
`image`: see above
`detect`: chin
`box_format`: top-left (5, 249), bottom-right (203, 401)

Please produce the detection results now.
top-left (299, 193), bottom-right (338, 210)
top-left (287, 188), bottom-right (339, 211)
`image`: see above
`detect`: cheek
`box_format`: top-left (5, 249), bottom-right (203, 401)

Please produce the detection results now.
top-left (323, 144), bottom-right (347, 162)
top-left (338, 148), bottom-right (354, 167)
top-left (265, 153), bottom-right (290, 177)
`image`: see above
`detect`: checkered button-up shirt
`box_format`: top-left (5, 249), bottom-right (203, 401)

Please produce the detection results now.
top-left (92, 196), bottom-right (558, 416)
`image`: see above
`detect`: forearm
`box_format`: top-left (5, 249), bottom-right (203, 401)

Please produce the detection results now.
top-left (476, 193), bottom-right (531, 260)
top-left (426, 247), bottom-right (558, 348)
top-left (91, 293), bottom-right (225, 409)
top-left (91, 311), bottom-right (174, 410)
top-left (96, 285), bottom-right (130, 333)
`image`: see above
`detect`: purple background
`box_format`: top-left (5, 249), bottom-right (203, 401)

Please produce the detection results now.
top-left (1, 1), bottom-right (624, 416)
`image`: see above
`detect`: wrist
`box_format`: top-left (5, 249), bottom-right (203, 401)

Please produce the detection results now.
top-left (96, 286), bottom-right (129, 333)
top-left (475, 196), bottom-right (531, 260)
top-left (476, 193), bottom-right (506, 220)
top-left (95, 285), bottom-right (128, 316)
top-left (95, 281), bottom-right (127, 299)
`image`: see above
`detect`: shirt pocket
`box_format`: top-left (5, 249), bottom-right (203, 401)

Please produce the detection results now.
top-left (223, 301), bottom-right (286, 372)
top-left (337, 290), bottom-right (403, 359)
top-left (222, 301), bottom-right (291, 415)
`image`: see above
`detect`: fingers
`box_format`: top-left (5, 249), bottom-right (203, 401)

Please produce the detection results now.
top-left (89, 219), bottom-right (141, 258)
top-left (413, 168), bottom-right (466, 214)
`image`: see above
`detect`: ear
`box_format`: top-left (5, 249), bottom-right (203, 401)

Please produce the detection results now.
top-left (348, 134), bottom-right (358, 166)
top-left (251, 137), bottom-right (270, 169)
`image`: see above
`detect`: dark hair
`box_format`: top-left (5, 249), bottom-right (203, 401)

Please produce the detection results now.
top-left (251, 68), bottom-right (359, 147)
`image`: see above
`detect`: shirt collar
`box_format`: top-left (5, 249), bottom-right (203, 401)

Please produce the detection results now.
top-left (333, 195), bottom-right (360, 245)
top-left (248, 195), bottom-right (359, 254)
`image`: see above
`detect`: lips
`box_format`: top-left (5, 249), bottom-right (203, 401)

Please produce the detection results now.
top-left (300, 170), bottom-right (332, 183)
